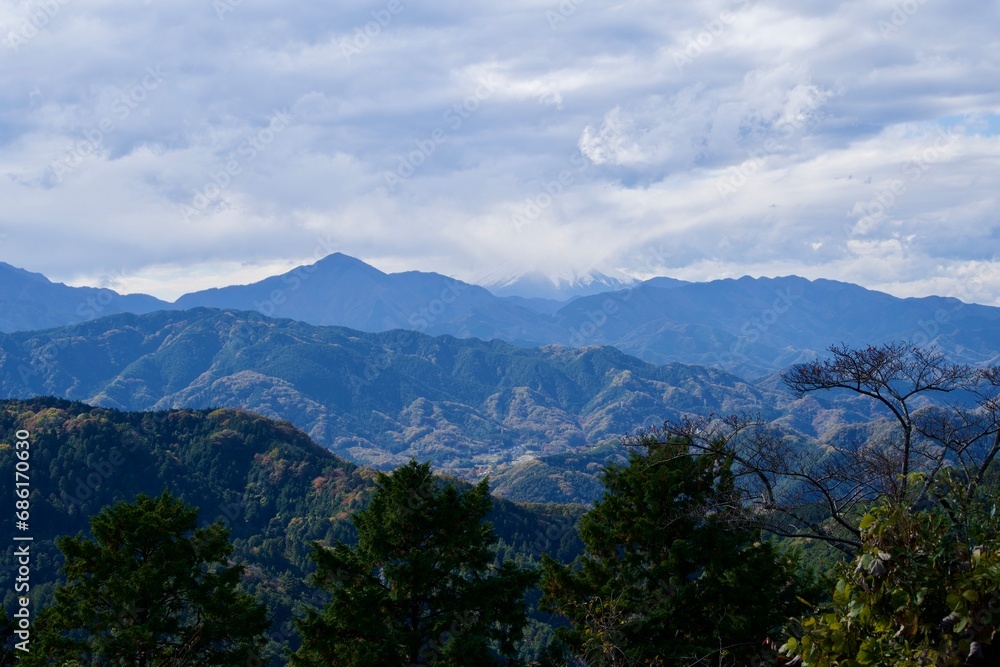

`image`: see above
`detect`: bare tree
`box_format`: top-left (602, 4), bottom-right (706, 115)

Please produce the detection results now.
top-left (784, 343), bottom-right (980, 496)
top-left (638, 343), bottom-right (1000, 554)
top-left (638, 415), bottom-right (869, 553)
top-left (784, 343), bottom-right (1000, 504)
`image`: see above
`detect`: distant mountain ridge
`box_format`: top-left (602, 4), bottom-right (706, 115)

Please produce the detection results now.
top-left (555, 275), bottom-right (1000, 377)
top-left (0, 261), bottom-right (169, 332)
top-left (0, 308), bottom-right (811, 477)
top-left (2, 254), bottom-right (999, 377)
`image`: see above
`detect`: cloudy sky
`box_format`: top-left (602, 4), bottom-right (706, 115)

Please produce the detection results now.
top-left (1, 0), bottom-right (998, 303)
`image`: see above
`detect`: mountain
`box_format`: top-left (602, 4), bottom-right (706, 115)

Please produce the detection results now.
top-left (555, 276), bottom-right (1000, 377)
top-left (174, 253), bottom-right (567, 345)
top-left (479, 268), bottom-right (638, 300)
top-left (0, 309), bottom-right (788, 476)
top-left (640, 276), bottom-right (690, 290)
top-left (490, 442), bottom-right (626, 504)
top-left (0, 398), bottom-right (584, 664)
top-left (166, 262), bottom-right (1000, 378)
top-left (0, 261), bottom-right (169, 333)
top-left (3, 255), bottom-right (999, 379)
top-left (0, 397), bottom-right (369, 664)
top-left (0, 254), bottom-right (567, 344)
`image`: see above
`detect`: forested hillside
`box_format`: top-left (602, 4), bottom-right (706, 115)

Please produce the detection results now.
top-left (0, 398), bottom-right (583, 663)
top-left (0, 309), bottom-right (798, 477)
top-left (4, 341), bottom-right (1000, 665)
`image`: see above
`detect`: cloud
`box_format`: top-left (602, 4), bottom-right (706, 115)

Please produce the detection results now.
top-left (0, 0), bottom-right (997, 304)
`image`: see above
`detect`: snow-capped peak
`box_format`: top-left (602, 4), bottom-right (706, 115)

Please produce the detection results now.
top-left (477, 268), bottom-right (637, 300)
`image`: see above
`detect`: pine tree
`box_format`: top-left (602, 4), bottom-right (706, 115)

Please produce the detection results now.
top-left (25, 492), bottom-right (269, 666)
top-left (541, 432), bottom-right (814, 666)
top-left (293, 460), bottom-right (537, 666)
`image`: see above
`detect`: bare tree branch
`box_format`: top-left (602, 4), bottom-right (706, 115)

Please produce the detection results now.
top-left (631, 344), bottom-right (1000, 555)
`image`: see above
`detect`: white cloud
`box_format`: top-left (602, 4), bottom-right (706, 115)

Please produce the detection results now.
top-left (0, 0), bottom-right (997, 304)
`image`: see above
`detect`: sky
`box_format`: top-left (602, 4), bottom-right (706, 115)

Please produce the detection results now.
top-left (1, 0), bottom-right (999, 303)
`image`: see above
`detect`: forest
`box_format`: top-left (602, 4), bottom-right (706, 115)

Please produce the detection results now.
top-left (2, 342), bottom-right (1000, 666)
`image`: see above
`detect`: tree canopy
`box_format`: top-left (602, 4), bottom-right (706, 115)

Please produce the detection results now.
top-left (652, 343), bottom-right (1000, 553)
top-left (293, 460), bottom-right (537, 666)
top-left (541, 432), bottom-right (816, 666)
top-left (783, 493), bottom-right (1000, 666)
top-left (25, 492), bottom-right (269, 666)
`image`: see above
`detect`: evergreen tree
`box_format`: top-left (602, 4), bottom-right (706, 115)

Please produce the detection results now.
top-left (293, 460), bottom-right (537, 666)
top-left (25, 492), bottom-right (269, 666)
top-left (541, 432), bottom-right (814, 666)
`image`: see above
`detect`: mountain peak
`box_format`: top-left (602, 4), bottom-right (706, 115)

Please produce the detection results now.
top-left (479, 268), bottom-right (637, 300)
top-left (0, 261), bottom-right (54, 285)
top-left (314, 251), bottom-right (373, 266)
top-left (307, 252), bottom-right (388, 277)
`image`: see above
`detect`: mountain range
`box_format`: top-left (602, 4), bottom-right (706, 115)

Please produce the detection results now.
top-left (0, 261), bottom-right (168, 332)
top-left (3, 254), bottom-right (999, 378)
top-left (0, 309), bottom-right (801, 476)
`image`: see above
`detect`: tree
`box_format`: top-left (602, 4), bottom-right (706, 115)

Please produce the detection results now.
top-left (26, 492), bottom-right (269, 666)
top-left (657, 344), bottom-right (1000, 552)
top-left (784, 342), bottom-right (999, 504)
top-left (540, 432), bottom-right (815, 666)
top-left (782, 489), bottom-right (1000, 666)
top-left (293, 460), bottom-right (537, 666)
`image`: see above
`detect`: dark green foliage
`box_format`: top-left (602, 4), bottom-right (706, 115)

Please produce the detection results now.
top-left (0, 398), bottom-right (852, 666)
top-left (24, 493), bottom-right (269, 665)
top-left (541, 432), bottom-right (816, 666)
top-left (0, 610), bottom-right (14, 666)
top-left (491, 501), bottom-right (585, 568)
top-left (0, 398), bottom-right (579, 663)
top-left (294, 461), bottom-right (538, 666)
top-left (783, 490), bottom-right (1000, 666)
top-left (0, 398), bottom-right (372, 662)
